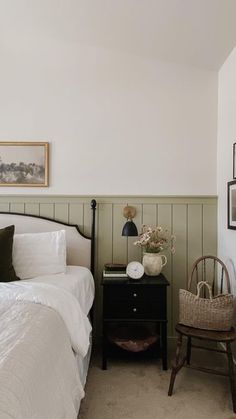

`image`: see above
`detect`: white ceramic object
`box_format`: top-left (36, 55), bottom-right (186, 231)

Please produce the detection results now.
top-left (142, 253), bottom-right (167, 276)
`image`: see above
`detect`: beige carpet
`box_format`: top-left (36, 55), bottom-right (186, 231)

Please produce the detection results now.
top-left (79, 346), bottom-right (235, 419)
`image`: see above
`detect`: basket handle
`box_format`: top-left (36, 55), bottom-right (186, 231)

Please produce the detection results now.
top-left (196, 281), bottom-right (213, 300)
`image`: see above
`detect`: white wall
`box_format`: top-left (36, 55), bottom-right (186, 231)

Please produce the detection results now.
top-left (218, 47), bottom-right (236, 294)
top-left (0, 2), bottom-right (218, 195)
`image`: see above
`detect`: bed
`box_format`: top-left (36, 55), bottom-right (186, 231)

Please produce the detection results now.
top-left (0, 199), bottom-right (97, 419)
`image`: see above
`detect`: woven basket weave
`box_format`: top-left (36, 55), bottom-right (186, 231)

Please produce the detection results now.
top-left (179, 281), bottom-right (234, 331)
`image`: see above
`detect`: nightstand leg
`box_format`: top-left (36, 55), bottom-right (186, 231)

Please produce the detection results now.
top-left (102, 322), bottom-right (107, 370)
top-left (161, 322), bottom-right (168, 370)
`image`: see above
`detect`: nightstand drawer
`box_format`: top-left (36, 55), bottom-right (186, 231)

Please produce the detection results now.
top-left (104, 300), bottom-right (166, 319)
top-left (104, 285), bottom-right (165, 302)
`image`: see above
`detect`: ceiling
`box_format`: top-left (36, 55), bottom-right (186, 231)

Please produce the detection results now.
top-left (73, 0), bottom-right (236, 70)
top-left (2, 0), bottom-right (236, 70)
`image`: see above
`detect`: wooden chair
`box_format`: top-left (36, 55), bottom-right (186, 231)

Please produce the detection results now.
top-left (168, 255), bottom-right (236, 413)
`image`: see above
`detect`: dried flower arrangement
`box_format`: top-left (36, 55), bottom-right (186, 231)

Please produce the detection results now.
top-left (134, 225), bottom-right (176, 254)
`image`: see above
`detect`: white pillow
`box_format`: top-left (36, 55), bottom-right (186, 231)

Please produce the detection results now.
top-left (13, 230), bottom-right (67, 279)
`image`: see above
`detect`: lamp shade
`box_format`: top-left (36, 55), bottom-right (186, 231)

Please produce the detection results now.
top-left (122, 220), bottom-right (138, 237)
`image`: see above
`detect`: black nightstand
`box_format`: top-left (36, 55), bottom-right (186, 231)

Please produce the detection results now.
top-left (101, 273), bottom-right (170, 370)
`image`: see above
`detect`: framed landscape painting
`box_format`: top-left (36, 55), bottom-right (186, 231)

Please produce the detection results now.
top-left (0, 142), bottom-right (49, 187)
top-left (228, 180), bottom-right (236, 229)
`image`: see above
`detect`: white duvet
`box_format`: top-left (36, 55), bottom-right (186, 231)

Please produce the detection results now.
top-left (0, 280), bottom-right (92, 419)
top-left (28, 265), bottom-right (95, 315)
top-left (0, 281), bottom-right (92, 356)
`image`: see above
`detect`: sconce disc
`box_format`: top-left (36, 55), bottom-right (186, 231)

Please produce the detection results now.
top-left (123, 206), bottom-right (136, 219)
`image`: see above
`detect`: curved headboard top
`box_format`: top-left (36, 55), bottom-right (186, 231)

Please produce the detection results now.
top-left (0, 200), bottom-right (97, 272)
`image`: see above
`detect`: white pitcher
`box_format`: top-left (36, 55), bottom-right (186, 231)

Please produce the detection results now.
top-left (142, 252), bottom-right (167, 276)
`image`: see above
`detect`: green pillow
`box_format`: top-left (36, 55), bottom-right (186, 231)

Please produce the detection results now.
top-left (0, 225), bottom-right (19, 282)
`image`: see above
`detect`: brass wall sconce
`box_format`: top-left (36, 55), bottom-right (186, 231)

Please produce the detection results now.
top-left (122, 205), bottom-right (138, 236)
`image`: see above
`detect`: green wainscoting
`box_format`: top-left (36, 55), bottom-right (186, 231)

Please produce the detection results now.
top-left (0, 195), bottom-right (217, 338)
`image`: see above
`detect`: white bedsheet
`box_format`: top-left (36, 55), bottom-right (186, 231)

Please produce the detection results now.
top-left (27, 265), bottom-right (95, 315)
top-left (0, 301), bottom-right (83, 419)
top-left (0, 269), bottom-right (94, 418)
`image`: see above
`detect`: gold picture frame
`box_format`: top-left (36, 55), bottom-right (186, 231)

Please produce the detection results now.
top-left (0, 142), bottom-right (49, 187)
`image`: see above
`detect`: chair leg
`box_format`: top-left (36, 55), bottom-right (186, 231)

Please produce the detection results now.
top-left (168, 332), bottom-right (185, 396)
top-left (186, 337), bottom-right (192, 365)
top-left (226, 343), bottom-right (236, 413)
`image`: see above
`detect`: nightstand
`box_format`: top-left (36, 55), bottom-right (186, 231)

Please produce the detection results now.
top-left (101, 273), bottom-right (170, 370)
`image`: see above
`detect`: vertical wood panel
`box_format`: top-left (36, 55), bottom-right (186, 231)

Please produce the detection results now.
top-left (54, 203), bottom-right (69, 223)
top-left (187, 204), bottom-right (203, 285)
top-left (172, 205), bottom-right (187, 334)
top-left (0, 203), bottom-right (10, 212)
top-left (158, 204), bottom-right (172, 335)
top-left (25, 203), bottom-right (40, 216)
top-left (10, 203), bottom-right (24, 213)
top-left (142, 204), bottom-right (157, 226)
top-left (203, 204), bottom-right (217, 255)
top-left (39, 203), bottom-right (54, 219)
top-left (113, 204), bottom-right (127, 264)
top-left (69, 203), bottom-right (84, 232)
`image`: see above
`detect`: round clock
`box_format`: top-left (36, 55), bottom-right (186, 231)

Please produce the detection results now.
top-left (126, 261), bottom-right (144, 280)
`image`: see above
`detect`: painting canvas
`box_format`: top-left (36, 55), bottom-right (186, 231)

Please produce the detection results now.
top-left (0, 142), bottom-right (49, 186)
top-left (228, 180), bottom-right (236, 229)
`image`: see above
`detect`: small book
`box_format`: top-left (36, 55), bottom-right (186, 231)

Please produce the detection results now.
top-left (103, 269), bottom-right (128, 278)
top-left (104, 263), bottom-right (127, 272)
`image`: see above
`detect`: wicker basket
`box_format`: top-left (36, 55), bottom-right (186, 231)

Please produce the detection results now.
top-left (179, 281), bottom-right (234, 331)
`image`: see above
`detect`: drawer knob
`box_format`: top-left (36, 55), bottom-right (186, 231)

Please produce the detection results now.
top-left (133, 293), bottom-right (137, 297)
top-left (133, 308), bottom-right (137, 312)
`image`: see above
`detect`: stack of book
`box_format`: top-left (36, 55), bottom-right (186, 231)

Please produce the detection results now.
top-left (103, 263), bottom-right (127, 278)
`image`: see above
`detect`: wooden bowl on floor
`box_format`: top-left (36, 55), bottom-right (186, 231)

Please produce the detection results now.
top-left (108, 325), bottom-right (158, 353)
